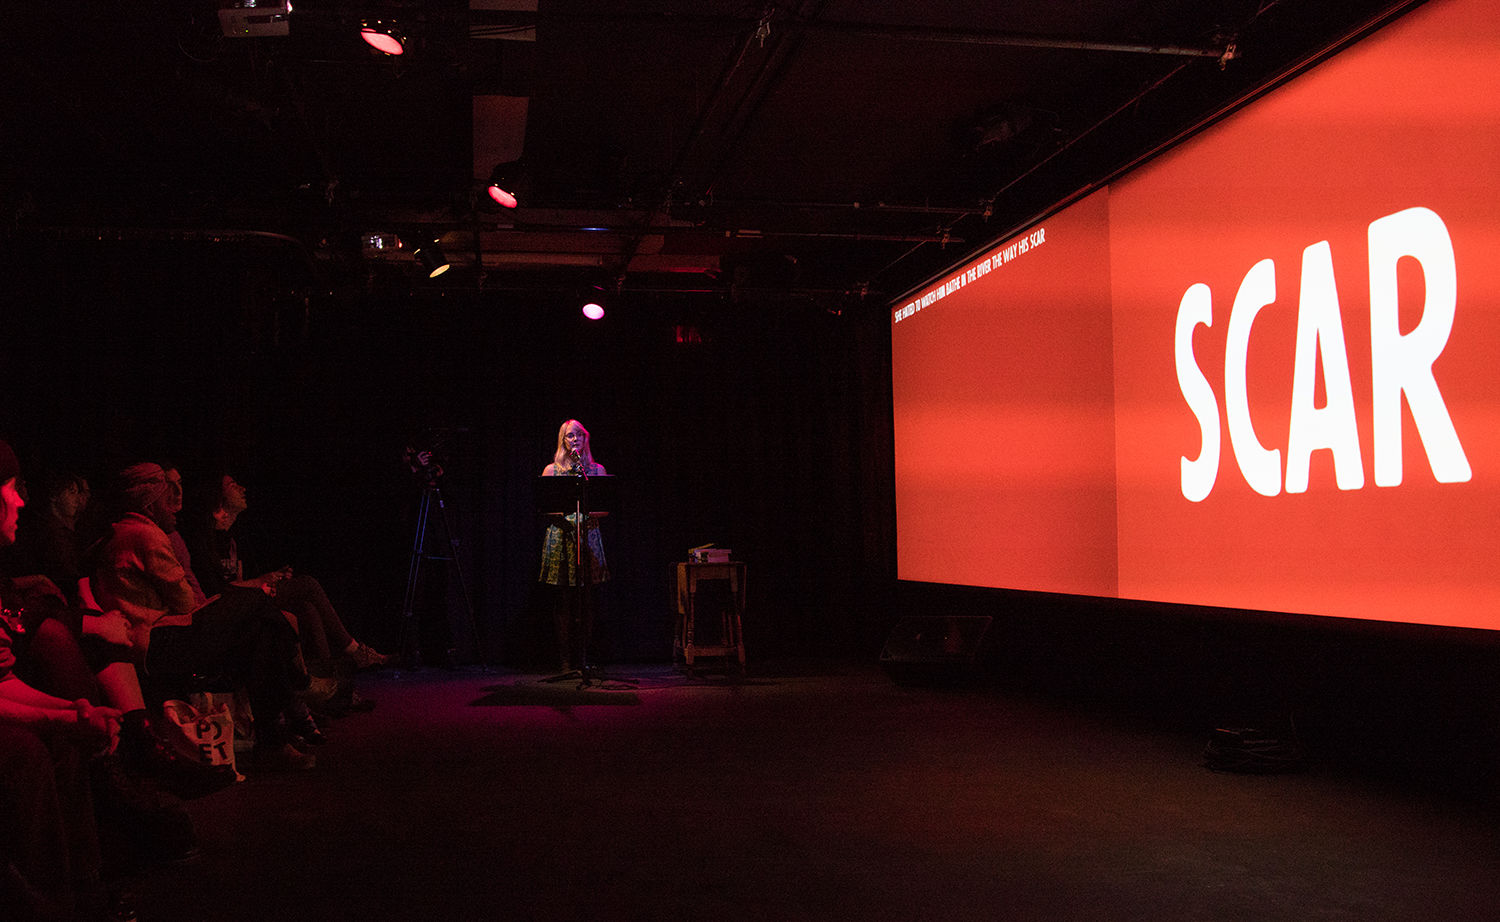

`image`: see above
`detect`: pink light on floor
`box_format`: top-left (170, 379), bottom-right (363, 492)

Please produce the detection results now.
top-left (582, 302), bottom-right (605, 320)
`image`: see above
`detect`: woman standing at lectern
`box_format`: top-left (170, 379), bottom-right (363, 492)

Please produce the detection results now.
top-left (540, 419), bottom-right (609, 671)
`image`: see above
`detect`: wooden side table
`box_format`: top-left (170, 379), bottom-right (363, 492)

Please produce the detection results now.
top-left (674, 561), bottom-right (746, 669)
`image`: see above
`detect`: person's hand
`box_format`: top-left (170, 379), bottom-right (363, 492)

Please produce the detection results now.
top-left (416, 452), bottom-right (443, 479)
top-left (68, 700), bottom-right (122, 756)
top-left (82, 611), bottom-right (131, 647)
top-left (254, 568), bottom-right (292, 595)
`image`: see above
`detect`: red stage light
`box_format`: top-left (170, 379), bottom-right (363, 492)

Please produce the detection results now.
top-left (361, 27), bottom-right (404, 55)
top-left (488, 185), bottom-right (518, 208)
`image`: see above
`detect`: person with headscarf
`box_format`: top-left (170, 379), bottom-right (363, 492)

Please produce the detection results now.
top-left (91, 462), bottom-right (335, 771)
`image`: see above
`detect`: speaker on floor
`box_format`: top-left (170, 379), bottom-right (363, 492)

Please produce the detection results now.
top-left (879, 615), bottom-right (997, 685)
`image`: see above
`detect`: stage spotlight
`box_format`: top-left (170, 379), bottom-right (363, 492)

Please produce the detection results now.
top-left (581, 284), bottom-right (608, 319)
top-left (487, 160), bottom-right (526, 208)
top-left (360, 21), bottom-right (405, 55)
top-left (414, 244), bottom-right (450, 278)
top-left (488, 185), bottom-right (518, 208)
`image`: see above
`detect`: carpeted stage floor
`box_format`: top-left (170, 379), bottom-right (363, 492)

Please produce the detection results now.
top-left (131, 659), bottom-right (1500, 921)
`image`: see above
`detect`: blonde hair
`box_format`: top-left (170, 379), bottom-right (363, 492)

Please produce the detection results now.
top-left (552, 419), bottom-right (598, 474)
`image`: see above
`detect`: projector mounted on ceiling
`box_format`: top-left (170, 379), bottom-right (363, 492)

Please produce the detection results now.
top-left (219, 2), bottom-right (292, 38)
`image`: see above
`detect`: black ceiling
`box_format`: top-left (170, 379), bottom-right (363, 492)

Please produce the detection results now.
top-left (1, 0), bottom-right (1414, 305)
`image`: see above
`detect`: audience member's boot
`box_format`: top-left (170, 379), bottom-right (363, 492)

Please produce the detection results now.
top-left (250, 719), bottom-right (316, 771)
top-left (91, 754), bottom-right (200, 870)
top-left (287, 700), bottom-right (326, 745)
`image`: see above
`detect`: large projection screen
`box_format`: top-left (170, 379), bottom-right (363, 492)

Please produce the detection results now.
top-left (891, 0), bottom-right (1500, 632)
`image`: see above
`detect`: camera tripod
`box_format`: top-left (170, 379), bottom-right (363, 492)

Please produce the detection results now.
top-left (400, 476), bottom-right (484, 670)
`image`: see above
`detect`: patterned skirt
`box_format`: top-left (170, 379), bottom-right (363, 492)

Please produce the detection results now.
top-left (539, 515), bottom-right (609, 586)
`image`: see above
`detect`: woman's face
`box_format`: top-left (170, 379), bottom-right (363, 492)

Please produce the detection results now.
top-left (563, 425), bottom-right (586, 456)
top-left (222, 475), bottom-right (249, 514)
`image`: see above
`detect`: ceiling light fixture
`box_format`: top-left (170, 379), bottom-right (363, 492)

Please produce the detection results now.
top-left (488, 185), bottom-right (518, 208)
top-left (360, 21), bottom-right (406, 55)
top-left (220, 1), bottom-right (292, 38)
top-left (414, 244), bottom-right (450, 278)
top-left (581, 284), bottom-right (607, 320)
top-left (361, 232), bottom-right (402, 259)
top-left (486, 160), bottom-right (526, 208)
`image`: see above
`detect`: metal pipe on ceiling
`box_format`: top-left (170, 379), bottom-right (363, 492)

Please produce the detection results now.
top-left (488, 10), bottom-right (1232, 60)
top-left (697, 200), bottom-right (986, 216)
top-left (785, 20), bottom-right (1230, 59)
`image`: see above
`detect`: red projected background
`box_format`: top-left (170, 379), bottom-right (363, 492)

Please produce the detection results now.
top-left (892, 0), bottom-right (1500, 631)
top-left (892, 191), bottom-right (1115, 596)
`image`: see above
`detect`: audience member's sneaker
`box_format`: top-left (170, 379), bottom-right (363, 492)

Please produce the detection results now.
top-left (348, 642), bottom-right (396, 670)
top-left (294, 674), bottom-right (339, 706)
top-left (314, 687), bottom-right (376, 719)
top-left (345, 691), bottom-right (376, 712)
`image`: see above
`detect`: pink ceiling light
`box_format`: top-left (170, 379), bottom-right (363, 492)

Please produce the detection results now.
top-left (360, 22), bottom-right (405, 55)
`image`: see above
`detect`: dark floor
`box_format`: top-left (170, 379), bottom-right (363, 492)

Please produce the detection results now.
top-left (131, 659), bottom-right (1500, 922)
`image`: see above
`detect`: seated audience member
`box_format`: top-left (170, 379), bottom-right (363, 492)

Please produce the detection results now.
top-left (13, 471), bottom-right (91, 606)
top-left (91, 462), bottom-right (336, 771)
top-left (0, 649), bottom-right (122, 922)
top-left (0, 439), bottom-right (127, 922)
top-left (19, 612), bottom-right (205, 870)
top-left (183, 471), bottom-right (392, 678)
top-left (164, 464), bottom-right (324, 744)
top-left (155, 464), bottom-right (209, 602)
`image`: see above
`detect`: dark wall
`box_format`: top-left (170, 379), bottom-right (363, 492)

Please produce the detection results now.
top-left (0, 235), bottom-right (898, 666)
